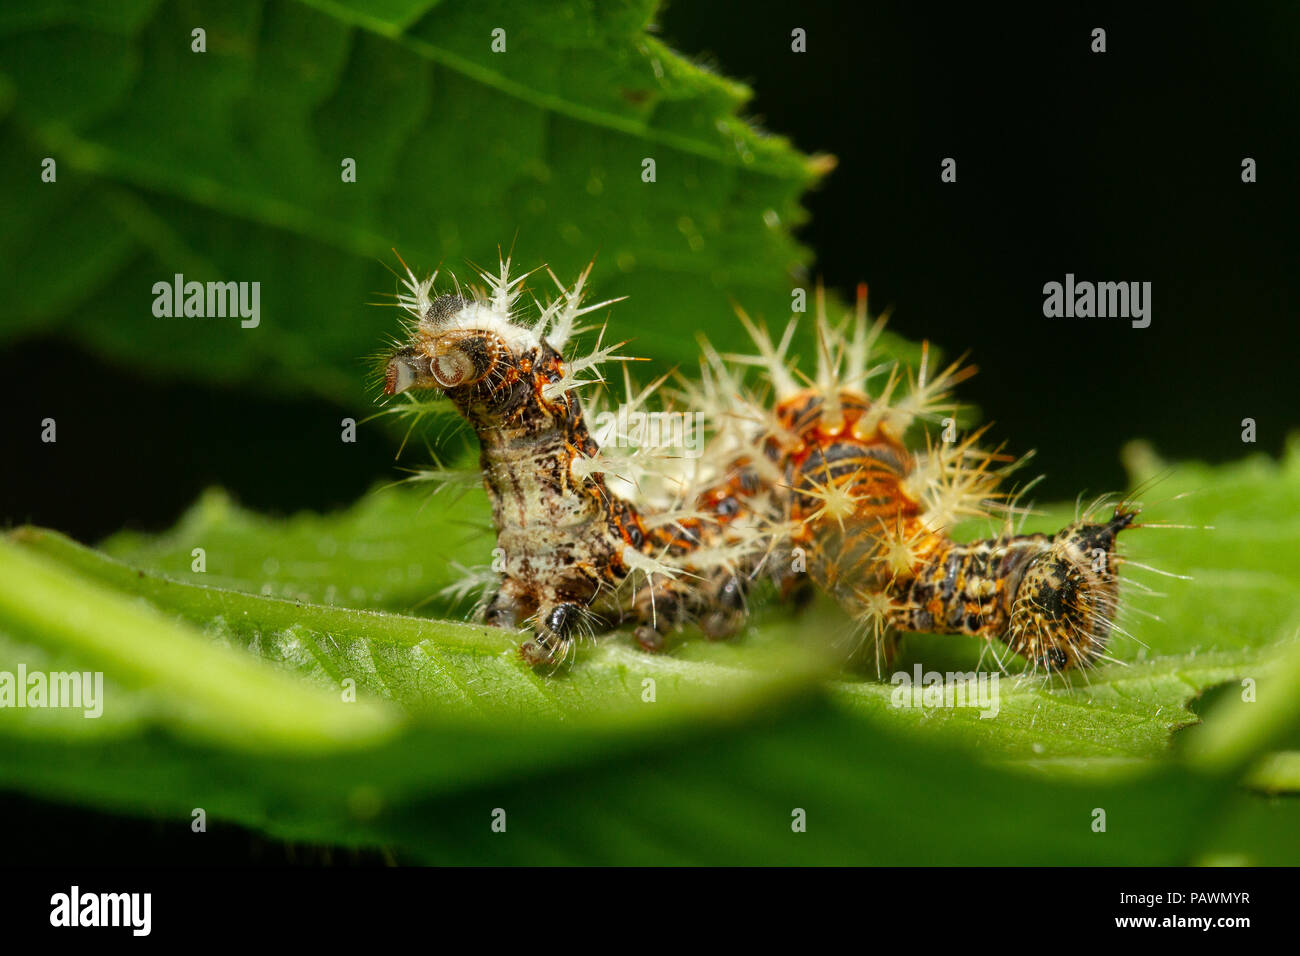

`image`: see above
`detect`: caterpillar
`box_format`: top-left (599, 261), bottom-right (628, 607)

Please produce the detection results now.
top-left (378, 253), bottom-right (1138, 674)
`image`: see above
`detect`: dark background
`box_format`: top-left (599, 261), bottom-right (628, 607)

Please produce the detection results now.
top-left (658, 1), bottom-right (1298, 495)
top-left (3, 0), bottom-right (1297, 542)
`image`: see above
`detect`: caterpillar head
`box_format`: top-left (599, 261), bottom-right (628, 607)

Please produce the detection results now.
top-left (1005, 508), bottom-right (1136, 672)
top-left (384, 293), bottom-right (522, 395)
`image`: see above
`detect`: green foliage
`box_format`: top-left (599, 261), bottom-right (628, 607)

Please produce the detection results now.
top-left (0, 0), bottom-right (832, 407)
top-left (2, 441), bottom-right (1298, 862)
top-left (92, 439), bottom-right (1300, 765)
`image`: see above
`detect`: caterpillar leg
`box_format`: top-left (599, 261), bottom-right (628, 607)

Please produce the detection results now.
top-left (483, 584), bottom-right (526, 630)
top-left (622, 570), bottom-right (752, 650)
top-left (780, 576), bottom-right (817, 611)
top-left (697, 574), bottom-right (750, 640)
top-left (628, 585), bottom-right (684, 653)
top-left (633, 621), bottom-right (670, 653)
top-left (483, 574), bottom-right (596, 667)
top-left (519, 600), bottom-right (586, 667)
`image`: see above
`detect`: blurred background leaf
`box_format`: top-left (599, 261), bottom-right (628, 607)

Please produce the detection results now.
top-left (0, 0), bottom-right (831, 407)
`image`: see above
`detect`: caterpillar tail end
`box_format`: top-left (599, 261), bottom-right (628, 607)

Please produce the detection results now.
top-left (1004, 507), bottom-right (1137, 673)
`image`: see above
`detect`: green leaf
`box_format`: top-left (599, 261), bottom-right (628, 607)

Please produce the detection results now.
top-left (0, 0), bottom-right (831, 407)
top-left (0, 534), bottom-right (1244, 863)
top-left (0, 532), bottom-right (396, 750)
top-left (2, 437), bottom-right (1300, 863)
top-left (15, 525), bottom-right (834, 722)
top-left (4, 439), bottom-right (1299, 861)
top-left (0, 684), bottom-right (1239, 865)
top-left (91, 438), bottom-right (1300, 764)
top-left (828, 647), bottom-right (1285, 764)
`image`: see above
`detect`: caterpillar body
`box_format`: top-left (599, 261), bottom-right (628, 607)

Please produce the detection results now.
top-left (380, 255), bottom-right (1137, 674)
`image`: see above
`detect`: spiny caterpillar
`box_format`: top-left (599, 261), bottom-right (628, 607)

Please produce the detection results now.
top-left (378, 253), bottom-right (1139, 674)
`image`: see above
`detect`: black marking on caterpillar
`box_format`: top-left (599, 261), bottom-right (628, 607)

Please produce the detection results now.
top-left (377, 255), bottom-right (1143, 676)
